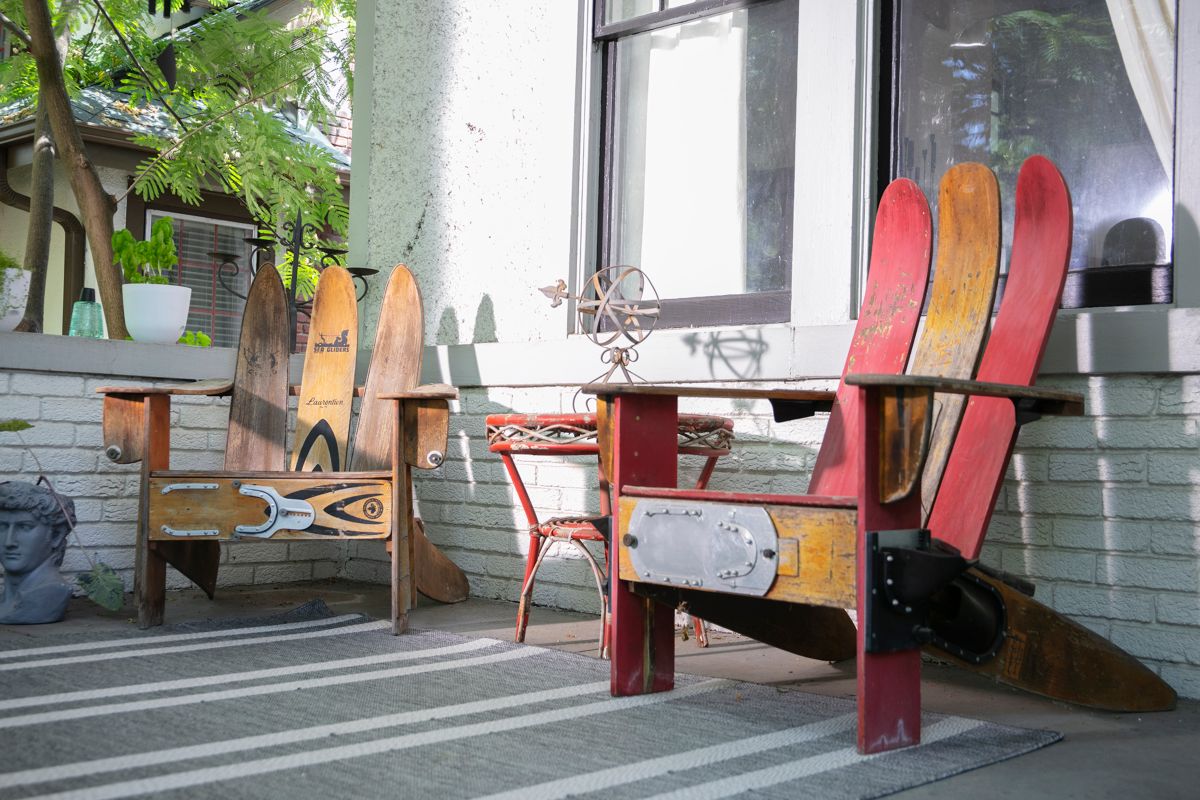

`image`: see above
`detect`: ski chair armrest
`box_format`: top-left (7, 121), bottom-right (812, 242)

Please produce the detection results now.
top-left (581, 383), bottom-right (836, 422)
top-left (378, 384), bottom-right (458, 470)
top-left (95, 378), bottom-right (234, 398)
top-left (845, 374), bottom-right (1084, 422)
top-left (376, 384), bottom-right (459, 401)
top-left (97, 380), bottom-right (234, 466)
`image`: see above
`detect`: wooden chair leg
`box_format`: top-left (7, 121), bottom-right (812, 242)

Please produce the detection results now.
top-left (607, 395), bottom-right (677, 696)
top-left (135, 395), bottom-right (171, 629)
top-left (391, 403), bottom-right (412, 635)
top-left (856, 387), bottom-right (923, 753)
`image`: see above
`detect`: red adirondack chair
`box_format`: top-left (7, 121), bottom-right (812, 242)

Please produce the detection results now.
top-left (586, 157), bottom-right (1145, 754)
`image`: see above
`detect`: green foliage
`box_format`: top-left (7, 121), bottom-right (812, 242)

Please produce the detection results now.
top-left (112, 217), bottom-right (177, 284)
top-left (0, 0), bottom-right (354, 248)
top-left (0, 419), bottom-right (33, 432)
top-left (0, 247), bottom-right (23, 273)
top-left (277, 252), bottom-right (321, 301)
top-left (178, 329), bottom-right (212, 347)
top-left (77, 563), bottom-right (126, 611)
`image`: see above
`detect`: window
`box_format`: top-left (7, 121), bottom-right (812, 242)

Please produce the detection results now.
top-left (887, 0), bottom-right (1177, 308)
top-left (147, 210), bottom-right (256, 348)
top-left (594, 0), bottom-right (799, 328)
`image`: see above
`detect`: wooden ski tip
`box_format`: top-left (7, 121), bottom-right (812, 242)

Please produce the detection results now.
top-left (385, 520), bottom-right (470, 603)
top-left (928, 568), bottom-right (1177, 712)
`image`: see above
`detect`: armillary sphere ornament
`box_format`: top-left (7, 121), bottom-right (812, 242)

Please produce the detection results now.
top-left (540, 266), bottom-right (661, 386)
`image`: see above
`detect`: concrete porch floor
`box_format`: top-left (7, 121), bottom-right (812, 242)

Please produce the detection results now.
top-left (7, 579), bottom-right (1196, 799)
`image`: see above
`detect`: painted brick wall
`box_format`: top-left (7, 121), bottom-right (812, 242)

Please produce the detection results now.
top-left (342, 377), bottom-right (1200, 700)
top-left (0, 367), bottom-right (345, 597)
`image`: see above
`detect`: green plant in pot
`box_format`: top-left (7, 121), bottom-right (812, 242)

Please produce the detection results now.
top-left (0, 248), bottom-right (32, 333)
top-left (113, 218), bottom-right (192, 344)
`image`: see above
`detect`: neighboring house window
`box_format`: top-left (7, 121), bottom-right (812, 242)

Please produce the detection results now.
top-left (887, 0), bottom-right (1176, 308)
top-left (594, 0), bottom-right (799, 327)
top-left (147, 210), bottom-right (256, 348)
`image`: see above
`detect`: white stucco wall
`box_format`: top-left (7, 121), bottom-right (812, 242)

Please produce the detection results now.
top-left (354, 0), bottom-right (580, 347)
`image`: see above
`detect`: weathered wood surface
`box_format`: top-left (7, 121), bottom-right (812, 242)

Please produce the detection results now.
top-left (878, 387), bottom-right (931, 504)
top-left (808, 178), bottom-right (932, 498)
top-left (584, 384), bottom-right (837, 403)
top-left (227, 267), bottom-right (291, 471)
top-left (403, 399), bottom-right (451, 470)
top-left (929, 156), bottom-right (1074, 559)
top-left (149, 475), bottom-right (392, 540)
top-left (292, 266), bottom-right (358, 472)
top-left (633, 584), bottom-right (857, 662)
top-left (351, 264), bottom-right (468, 607)
top-left (101, 394), bottom-right (147, 464)
top-left (377, 384), bottom-right (459, 400)
top-left (845, 373), bottom-right (1083, 412)
top-left (386, 519), bottom-right (471, 603)
top-left (96, 379), bottom-right (234, 397)
top-left (908, 163), bottom-right (1000, 516)
top-left (138, 268), bottom-right (290, 619)
top-left (928, 568), bottom-right (1176, 711)
top-left (617, 497), bottom-right (857, 609)
top-left (351, 265), bottom-right (423, 470)
top-left (135, 394), bottom-right (172, 628)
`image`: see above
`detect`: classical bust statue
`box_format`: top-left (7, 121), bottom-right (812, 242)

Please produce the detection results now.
top-left (0, 481), bottom-right (75, 624)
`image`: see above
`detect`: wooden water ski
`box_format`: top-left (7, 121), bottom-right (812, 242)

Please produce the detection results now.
top-left (293, 267), bottom-right (358, 472)
top-left (931, 156), bottom-right (1072, 560)
top-left (352, 265), bottom-right (469, 606)
top-left (909, 163), bottom-right (1000, 518)
top-left (927, 568), bottom-right (1177, 711)
top-left (808, 178), bottom-right (932, 497)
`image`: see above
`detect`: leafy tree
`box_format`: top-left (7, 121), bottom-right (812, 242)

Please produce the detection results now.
top-left (0, 0), bottom-right (354, 337)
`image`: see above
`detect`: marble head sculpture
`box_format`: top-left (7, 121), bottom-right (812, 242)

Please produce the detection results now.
top-left (0, 481), bottom-right (75, 624)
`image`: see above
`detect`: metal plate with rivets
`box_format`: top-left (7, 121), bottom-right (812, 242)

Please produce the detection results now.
top-left (625, 500), bottom-right (778, 596)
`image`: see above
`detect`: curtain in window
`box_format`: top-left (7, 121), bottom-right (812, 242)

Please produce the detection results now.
top-left (617, 13), bottom-right (749, 298)
top-left (1105, 0), bottom-right (1176, 177)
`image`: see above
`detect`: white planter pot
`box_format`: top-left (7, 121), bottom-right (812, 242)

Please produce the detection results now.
top-left (123, 283), bottom-right (192, 344)
top-left (0, 269), bottom-right (31, 332)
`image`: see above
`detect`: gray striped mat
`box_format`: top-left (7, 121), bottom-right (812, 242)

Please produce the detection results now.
top-left (0, 603), bottom-right (1059, 799)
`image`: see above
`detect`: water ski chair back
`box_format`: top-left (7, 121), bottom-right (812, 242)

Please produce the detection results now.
top-left (590, 156), bottom-right (1091, 754)
top-left (98, 264), bottom-right (465, 633)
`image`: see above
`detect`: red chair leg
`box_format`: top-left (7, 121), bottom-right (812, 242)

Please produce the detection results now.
top-left (855, 386), bottom-right (923, 754)
top-left (608, 394), bottom-right (678, 696)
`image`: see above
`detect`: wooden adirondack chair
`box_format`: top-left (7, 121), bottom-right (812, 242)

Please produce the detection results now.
top-left (97, 264), bottom-right (467, 633)
top-left (587, 157), bottom-right (1110, 754)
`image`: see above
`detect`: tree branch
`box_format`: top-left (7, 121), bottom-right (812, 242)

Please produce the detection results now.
top-left (87, 0), bottom-right (189, 131)
top-left (111, 68), bottom-right (310, 206)
top-left (0, 9), bottom-right (32, 47)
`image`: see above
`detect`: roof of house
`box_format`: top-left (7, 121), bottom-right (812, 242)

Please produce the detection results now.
top-left (0, 86), bottom-right (350, 170)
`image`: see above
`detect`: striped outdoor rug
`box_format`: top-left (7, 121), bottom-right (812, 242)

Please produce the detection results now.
top-left (0, 603), bottom-right (1059, 799)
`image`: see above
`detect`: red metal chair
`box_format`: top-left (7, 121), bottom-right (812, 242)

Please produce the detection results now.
top-left (486, 412), bottom-right (733, 656)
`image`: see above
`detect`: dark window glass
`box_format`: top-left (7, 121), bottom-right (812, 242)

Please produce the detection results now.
top-left (150, 212), bottom-right (254, 347)
top-left (891, 0), bottom-right (1176, 306)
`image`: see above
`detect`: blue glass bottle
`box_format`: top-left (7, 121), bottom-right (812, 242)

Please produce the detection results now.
top-left (68, 288), bottom-right (104, 338)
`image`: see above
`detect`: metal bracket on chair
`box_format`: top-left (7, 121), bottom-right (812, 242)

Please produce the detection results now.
top-left (769, 398), bottom-right (833, 422)
top-left (864, 529), bottom-right (970, 653)
top-left (924, 571), bottom-right (1007, 665)
top-left (234, 484), bottom-right (316, 538)
top-left (1014, 397), bottom-right (1043, 427)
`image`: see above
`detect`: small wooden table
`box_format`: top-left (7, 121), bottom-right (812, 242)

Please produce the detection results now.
top-left (485, 411), bottom-right (734, 655)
